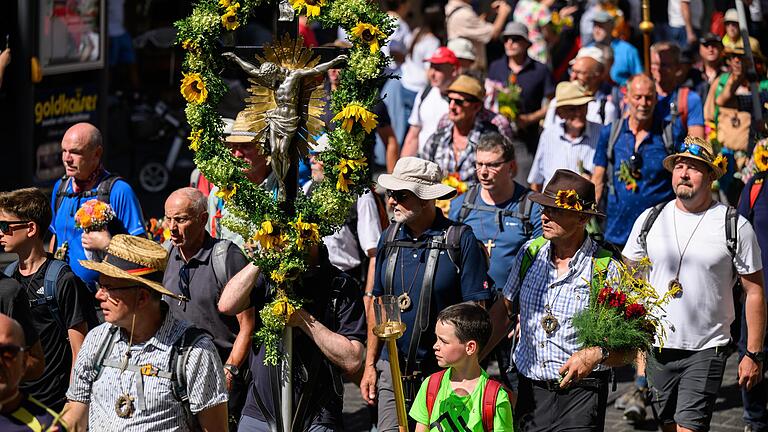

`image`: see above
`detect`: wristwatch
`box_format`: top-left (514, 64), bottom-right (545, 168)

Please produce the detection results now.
top-left (224, 363), bottom-right (240, 376)
top-left (598, 347), bottom-right (610, 364)
top-left (745, 350), bottom-right (765, 364)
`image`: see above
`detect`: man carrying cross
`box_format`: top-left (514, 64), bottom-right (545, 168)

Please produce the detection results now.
top-left (223, 51), bottom-right (347, 200)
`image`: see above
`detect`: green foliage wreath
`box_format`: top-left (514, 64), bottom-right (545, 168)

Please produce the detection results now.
top-left (175, 0), bottom-right (393, 365)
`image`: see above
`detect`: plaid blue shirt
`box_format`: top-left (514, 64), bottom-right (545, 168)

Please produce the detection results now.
top-left (503, 236), bottom-right (619, 380)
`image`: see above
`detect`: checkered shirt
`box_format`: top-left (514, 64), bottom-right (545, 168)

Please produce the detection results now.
top-left (503, 236), bottom-right (620, 380)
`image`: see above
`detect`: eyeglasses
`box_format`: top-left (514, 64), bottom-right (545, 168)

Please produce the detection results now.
top-left (95, 283), bottom-right (140, 295)
top-left (0, 344), bottom-right (26, 361)
top-left (677, 142), bottom-right (712, 159)
top-left (386, 190), bottom-right (412, 202)
top-left (0, 220), bottom-right (30, 234)
top-left (628, 152), bottom-right (643, 179)
top-left (475, 159), bottom-right (510, 171)
top-left (445, 96), bottom-right (479, 107)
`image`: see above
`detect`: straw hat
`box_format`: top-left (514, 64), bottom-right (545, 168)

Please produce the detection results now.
top-left (663, 136), bottom-right (727, 179)
top-left (724, 36), bottom-right (765, 62)
top-left (555, 82), bottom-right (595, 108)
top-left (226, 110), bottom-right (259, 144)
top-left (377, 157), bottom-right (456, 200)
top-left (528, 169), bottom-right (604, 216)
top-left (80, 235), bottom-right (184, 301)
top-left (446, 75), bottom-right (485, 102)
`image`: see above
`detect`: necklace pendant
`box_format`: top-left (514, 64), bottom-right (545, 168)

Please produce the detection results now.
top-left (668, 279), bottom-right (683, 297)
top-left (397, 292), bottom-right (412, 312)
top-left (541, 313), bottom-right (559, 336)
top-left (115, 393), bottom-right (135, 418)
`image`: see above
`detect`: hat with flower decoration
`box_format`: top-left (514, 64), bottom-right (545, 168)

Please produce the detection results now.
top-left (529, 169), bottom-right (604, 216)
top-left (662, 136), bottom-right (727, 179)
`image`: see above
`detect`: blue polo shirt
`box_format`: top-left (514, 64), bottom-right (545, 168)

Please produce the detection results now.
top-left (655, 86), bottom-right (705, 143)
top-left (448, 184), bottom-right (543, 288)
top-left (588, 39), bottom-right (643, 86)
top-left (49, 173), bottom-right (146, 288)
top-left (372, 211), bottom-right (492, 371)
top-left (593, 119), bottom-right (675, 246)
top-left (738, 173), bottom-right (768, 289)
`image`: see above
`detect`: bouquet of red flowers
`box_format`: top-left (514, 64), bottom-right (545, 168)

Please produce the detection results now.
top-left (572, 258), bottom-right (678, 352)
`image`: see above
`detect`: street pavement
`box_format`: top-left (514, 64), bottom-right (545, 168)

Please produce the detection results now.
top-left (342, 354), bottom-right (748, 431)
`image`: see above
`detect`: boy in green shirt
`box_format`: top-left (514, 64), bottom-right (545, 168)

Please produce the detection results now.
top-left (409, 303), bottom-right (514, 431)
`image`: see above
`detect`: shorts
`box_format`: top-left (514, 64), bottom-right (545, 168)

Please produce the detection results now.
top-left (646, 347), bottom-right (728, 432)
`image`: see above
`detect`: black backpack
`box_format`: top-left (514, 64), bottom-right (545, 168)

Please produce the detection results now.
top-left (455, 184), bottom-right (535, 237)
top-left (53, 173), bottom-right (122, 212)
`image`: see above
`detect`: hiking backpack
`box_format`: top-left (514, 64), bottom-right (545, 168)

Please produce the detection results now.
top-left (4, 259), bottom-right (70, 338)
top-left (53, 173), bottom-right (122, 212)
top-left (454, 184), bottom-right (535, 237)
top-left (425, 369), bottom-right (507, 432)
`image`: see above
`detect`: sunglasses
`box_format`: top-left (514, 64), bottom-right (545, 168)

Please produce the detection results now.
top-left (628, 152), bottom-right (643, 179)
top-left (503, 36), bottom-right (527, 44)
top-left (0, 220), bottom-right (30, 234)
top-left (386, 190), bottom-right (412, 202)
top-left (0, 343), bottom-right (26, 361)
top-left (677, 142), bottom-right (712, 159)
top-left (445, 96), bottom-right (479, 107)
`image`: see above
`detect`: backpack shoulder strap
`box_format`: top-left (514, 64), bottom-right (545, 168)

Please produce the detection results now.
top-left (591, 248), bottom-right (614, 290)
top-left (725, 205), bottom-right (739, 259)
top-left (518, 191), bottom-right (535, 237)
top-left (749, 177), bottom-right (765, 212)
top-left (518, 236), bottom-right (548, 285)
top-left (2, 260), bottom-right (18, 277)
top-left (713, 73), bottom-right (731, 126)
top-left (96, 174), bottom-right (121, 205)
top-left (43, 260), bottom-right (70, 338)
top-left (210, 240), bottom-right (230, 287)
top-left (444, 224), bottom-right (468, 269)
top-left (383, 222), bottom-right (402, 295)
top-left (94, 326), bottom-right (121, 380)
top-left (426, 369), bottom-right (448, 419)
top-left (420, 85), bottom-right (434, 104)
top-left (678, 86), bottom-right (689, 130)
top-left (171, 326), bottom-right (211, 415)
top-left (599, 97), bottom-right (608, 124)
top-left (482, 379), bottom-right (504, 432)
top-left (456, 184), bottom-right (481, 223)
top-left (54, 176), bottom-right (72, 213)
top-left (605, 119), bottom-right (623, 196)
top-left (638, 201), bottom-right (669, 255)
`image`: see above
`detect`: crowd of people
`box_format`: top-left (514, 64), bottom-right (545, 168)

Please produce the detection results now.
top-left (2, 1), bottom-right (768, 432)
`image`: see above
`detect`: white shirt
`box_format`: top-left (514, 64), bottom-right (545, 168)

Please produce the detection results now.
top-left (400, 33), bottom-right (441, 92)
top-left (528, 121), bottom-right (602, 186)
top-left (543, 97), bottom-right (617, 127)
top-left (408, 86), bottom-right (449, 155)
top-left (623, 201), bottom-right (763, 351)
top-left (668, 0), bottom-right (703, 30)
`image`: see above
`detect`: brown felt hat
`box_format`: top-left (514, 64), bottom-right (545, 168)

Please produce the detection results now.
top-left (529, 169), bottom-right (604, 216)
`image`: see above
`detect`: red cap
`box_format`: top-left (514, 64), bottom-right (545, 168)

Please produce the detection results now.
top-left (426, 47), bottom-right (459, 67)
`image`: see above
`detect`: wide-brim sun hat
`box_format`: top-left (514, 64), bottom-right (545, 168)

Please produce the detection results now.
top-left (226, 110), bottom-right (259, 144)
top-left (377, 157), bottom-right (457, 200)
top-left (662, 136), bottom-right (727, 179)
top-left (80, 234), bottom-right (185, 301)
top-left (529, 169), bottom-right (604, 216)
top-left (555, 81), bottom-right (595, 108)
top-left (445, 74), bottom-right (485, 102)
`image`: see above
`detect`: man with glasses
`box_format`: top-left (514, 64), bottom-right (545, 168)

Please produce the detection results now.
top-left (487, 22), bottom-right (554, 183)
top-left (162, 187), bottom-right (253, 430)
top-left (0, 314), bottom-right (64, 431)
top-left (419, 74), bottom-right (512, 184)
top-left (359, 157), bottom-right (491, 432)
top-left (63, 234), bottom-right (228, 431)
top-left (531, 82), bottom-right (603, 192)
top-left (592, 74), bottom-right (676, 249)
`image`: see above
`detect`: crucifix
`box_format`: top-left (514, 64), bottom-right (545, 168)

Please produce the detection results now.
top-left (484, 239), bottom-right (496, 257)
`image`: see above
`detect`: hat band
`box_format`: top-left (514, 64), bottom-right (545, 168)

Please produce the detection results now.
top-left (230, 131), bottom-right (259, 137)
top-left (103, 254), bottom-right (160, 276)
top-left (390, 175), bottom-right (443, 187)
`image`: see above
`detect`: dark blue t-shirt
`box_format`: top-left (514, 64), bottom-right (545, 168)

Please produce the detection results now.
top-left (487, 56), bottom-right (554, 116)
top-left (738, 173), bottom-right (768, 289)
top-left (372, 211), bottom-right (492, 372)
top-left (593, 119), bottom-right (676, 246)
top-left (49, 173), bottom-right (146, 288)
top-left (448, 184), bottom-right (543, 288)
top-left (0, 395), bottom-right (65, 431)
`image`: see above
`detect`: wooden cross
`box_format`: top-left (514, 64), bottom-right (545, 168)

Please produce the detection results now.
top-left (484, 239), bottom-right (495, 257)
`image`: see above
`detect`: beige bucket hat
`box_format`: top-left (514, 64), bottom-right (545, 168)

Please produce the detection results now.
top-left (377, 157), bottom-right (457, 200)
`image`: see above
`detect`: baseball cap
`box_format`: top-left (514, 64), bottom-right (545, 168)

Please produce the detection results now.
top-left (569, 46), bottom-right (605, 65)
top-left (425, 47), bottom-right (459, 67)
top-left (593, 10), bottom-right (614, 24)
top-left (724, 8), bottom-right (738, 23)
top-left (699, 32), bottom-right (723, 46)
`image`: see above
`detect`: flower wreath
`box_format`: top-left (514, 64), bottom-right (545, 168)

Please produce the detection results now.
top-left (175, 0), bottom-right (394, 365)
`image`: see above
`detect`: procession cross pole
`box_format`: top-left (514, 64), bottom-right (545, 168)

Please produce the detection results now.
top-left (734, 0), bottom-right (765, 128)
top-left (639, 0), bottom-right (653, 74)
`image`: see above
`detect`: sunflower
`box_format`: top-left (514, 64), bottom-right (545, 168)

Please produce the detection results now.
top-left (712, 153), bottom-right (728, 174)
top-left (754, 142), bottom-right (768, 172)
top-left (180, 72), bottom-right (208, 104)
top-left (291, 213), bottom-right (320, 250)
top-left (188, 129), bottom-right (203, 151)
top-left (331, 103), bottom-right (378, 133)
top-left (351, 22), bottom-right (386, 54)
top-left (335, 158), bottom-right (368, 192)
top-left (555, 189), bottom-right (582, 211)
top-left (271, 270), bottom-right (288, 285)
top-left (290, 0), bottom-right (327, 17)
top-left (252, 220), bottom-right (286, 250)
top-left (219, 0), bottom-right (232, 7)
top-left (499, 106), bottom-right (515, 121)
top-left (215, 184), bottom-right (237, 202)
top-left (221, 5), bottom-right (240, 31)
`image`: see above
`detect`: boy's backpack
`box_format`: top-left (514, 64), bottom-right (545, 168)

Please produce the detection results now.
top-left (4, 259), bottom-right (70, 338)
top-left (93, 324), bottom-right (210, 426)
top-left (455, 184), bottom-right (535, 237)
top-left (425, 369), bottom-right (507, 432)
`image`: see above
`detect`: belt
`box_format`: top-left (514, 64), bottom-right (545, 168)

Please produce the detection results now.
top-left (525, 370), bottom-right (610, 392)
top-left (652, 344), bottom-right (732, 357)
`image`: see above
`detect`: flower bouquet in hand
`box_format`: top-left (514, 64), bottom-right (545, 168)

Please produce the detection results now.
top-left (572, 258), bottom-right (678, 353)
top-left (436, 173), bottom-right (468, 216)
top-left (75, 199), bottom-right (115, 261)
top-left (496, 74), bottom-right (522, 122)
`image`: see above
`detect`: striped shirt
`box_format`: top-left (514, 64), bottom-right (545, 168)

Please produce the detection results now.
top-left (419, 109), bottom-right (513, 183)
top-left (67, 308), bottom-right (228, 431)
top-left (527, 120), bottom-right (602, 186)
top-left (503, 236), bottom-right (619, 380)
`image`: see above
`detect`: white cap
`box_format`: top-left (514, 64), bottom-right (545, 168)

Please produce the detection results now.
top-left (569, 46), bottom-right (605, 66)
top-left (447, 38), bottom-right (476, 61)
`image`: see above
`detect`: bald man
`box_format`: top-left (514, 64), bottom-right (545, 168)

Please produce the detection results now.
top-left (49, 122), bottom-right (146, 290)
top-left (0, 314), bottom-right (65, 431)
top-left (162, 187), bottom-right (254, 429)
